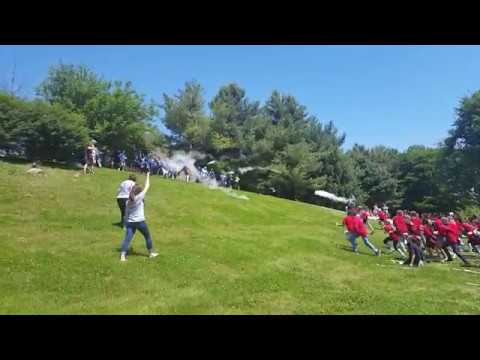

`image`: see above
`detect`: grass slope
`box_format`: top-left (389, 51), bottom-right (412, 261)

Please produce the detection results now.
top-left (1, 162), bottom-right (480, 315)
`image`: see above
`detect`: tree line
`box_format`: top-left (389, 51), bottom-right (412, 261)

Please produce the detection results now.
top-left (0, 61), bottom-right (478, 213)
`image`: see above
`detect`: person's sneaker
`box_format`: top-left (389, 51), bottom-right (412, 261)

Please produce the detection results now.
top-left (376, 250), bottom-right (381, 256)
top-left (419, 260), bottom-right (425, 267)
top-left (149, 253), bottom-right (159, 259)
top-left (120, 256), bottom-right (127, 262)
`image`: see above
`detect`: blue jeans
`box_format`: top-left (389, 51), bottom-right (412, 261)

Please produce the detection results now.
top-left (420, 230), bottom-right (426, 247)
top-left (349, 234), bottom-right (378, 253)
top-left (120, 221), bottom-right (153, 254)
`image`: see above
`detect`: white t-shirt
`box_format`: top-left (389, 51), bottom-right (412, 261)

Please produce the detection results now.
top-left (125, 192), bottom-right (146, 223)
top-left (117, 180), bottom-right (136, 199)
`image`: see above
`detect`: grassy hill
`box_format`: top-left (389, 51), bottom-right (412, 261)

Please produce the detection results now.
top-left (1, 162), bottom-right (480, 315)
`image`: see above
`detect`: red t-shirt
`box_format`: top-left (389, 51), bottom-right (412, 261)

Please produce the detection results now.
top-left (412, 217), bottom-right (422, 230)
top-left (393, 215), bottom-right (408, 234)
top-left (422, 225), bottom-right (433, 238)
top-left (378, 211), bottom-right (386, 221)
top-left (384, 224), bottom-right (399, 240)
top-left (464, 224), bottom-right (479, 244)
top-left (361, 211), bottom-right (368, 220)
top-left (407, 221), bottom-right (421, 236)
top-left (353, 216), bottom-right (368, 237)
top-left (455, 220), bottom-right (464, 233)
top-left (433, 219), bottom-right (445, 236)
top-left (443, 224), bottom-right (459, 244)
top-left (342, 216), bottom-right (356, 233)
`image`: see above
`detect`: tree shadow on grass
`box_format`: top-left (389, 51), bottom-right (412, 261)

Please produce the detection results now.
top-left (1, 157), bottom-right (84, 171)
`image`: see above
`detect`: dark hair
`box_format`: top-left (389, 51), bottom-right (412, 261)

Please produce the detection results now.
top-left (129, 184), bottom-right (143, 203)
top-left (128, 174), bottom-right (137, 182)
top-left (347, 209), bottom-right (357, 217)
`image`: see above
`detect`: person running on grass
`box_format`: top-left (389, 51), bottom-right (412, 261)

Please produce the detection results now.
top-left (464, 220), bottom-right (480, 253)
top-left (393, 210), bottom-right (408, 253)
top-left (120, 172), bottom-right (158, 262)
top-left (116, 174), bottom-right (137, 228)
top-left (359, 207), bottom-right (375, 234)
top-left (422, 219), bottom-right (439, 257)
top-left (350, 210), bottom-right (381, 256)
top-left (377, 209), bottom-right (388, 229)
top-left (404, 215), bottom-right (425, 267)
top-left (442, 217), bottom-right (470, 266)
top-left (336, 209), bottom-right (357, 243)
top-left (383, 219), bottom-right (406, 259)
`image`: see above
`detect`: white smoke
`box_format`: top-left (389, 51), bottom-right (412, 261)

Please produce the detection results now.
top-left (221, 188), bottom-right (249, 201)
top-left (238, 166), bottom-right (258, 174)
top-left (152, 149), bottom-right (248, 200)
top-left (238, 166), bottom-right (281, 175)
top-left (314, 190), bottom-right (349, 203)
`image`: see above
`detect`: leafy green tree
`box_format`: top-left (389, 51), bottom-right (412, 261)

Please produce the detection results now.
top-left (37, 62), bottom-right (159, 155)
top-left (444, 90), bottom-right (480, 195)
top-left (0, 92), bottom-right (88, 161)
top-left (161, 80), bottom-right (210, 150)
top-left (346, 144), bottom-right (399, 206)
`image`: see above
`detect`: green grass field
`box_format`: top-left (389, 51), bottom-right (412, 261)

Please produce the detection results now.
top-left (1, 162), bottom-right (480, 315)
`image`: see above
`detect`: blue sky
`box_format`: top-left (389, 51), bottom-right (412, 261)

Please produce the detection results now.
top-left (1, 45), bottom-right (480, 150)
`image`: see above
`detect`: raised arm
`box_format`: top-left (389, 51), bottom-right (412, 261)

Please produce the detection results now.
top-left (141, 172), bottom-right (150, 196)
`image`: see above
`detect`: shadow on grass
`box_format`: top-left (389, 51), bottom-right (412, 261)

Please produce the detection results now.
top-left (1, 157), bottom-right (84, 171)
top-left (112, 222), bottom-right (123, 228)
top-left (115, 247), bottom-right (149, 258)
top-left (337, 245), bottom-right (378, 257)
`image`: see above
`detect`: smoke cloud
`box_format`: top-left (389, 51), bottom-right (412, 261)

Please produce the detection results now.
top-left (153, 149), bottom-right (248, 200)
top-left (314, 190), bottom-right (349, 203)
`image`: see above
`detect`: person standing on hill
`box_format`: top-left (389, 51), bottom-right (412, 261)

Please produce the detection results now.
top-left (234, 174), bottom-right (240, 190)
top-left (346, 195), bottom-right (356, 214)
top-left (116, 174), bottom-right (137, 228)
top-left (83, 141), bottom-right (96, 174)
top-left (120, 172), bottom-right (158, 262)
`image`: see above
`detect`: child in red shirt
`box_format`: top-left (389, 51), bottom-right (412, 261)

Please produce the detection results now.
top-left (392, 210), bottom-right (408, 252)
top-left (347, 214), bottom-right (380, 255)
top-left (405, 215), bottom-right (424, 267)
top-left (465, 220), bottom-right (480, 253)
top-left (442, 218), bottom-right (470, 265)
top-left (337, 209), bottom-right (357, 242)
top-left (422, 220), bottom-right (436, 255)
top-left (383, 220), bottom-right (406, 259)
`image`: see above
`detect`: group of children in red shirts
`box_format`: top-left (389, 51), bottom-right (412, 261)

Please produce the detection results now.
top-left (339, 207), bottom-right (480, 267)
top-left (381, 210), bottom-right (480, 266)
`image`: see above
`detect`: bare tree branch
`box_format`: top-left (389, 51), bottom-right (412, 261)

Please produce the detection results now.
top-left (1, 62), bottom-right (23, 95)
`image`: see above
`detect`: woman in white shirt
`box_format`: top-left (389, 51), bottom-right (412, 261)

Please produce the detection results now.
top-left (116, 174), bottom-right (137, 227)
top-left (120, 173), bottom-right (158, 262)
